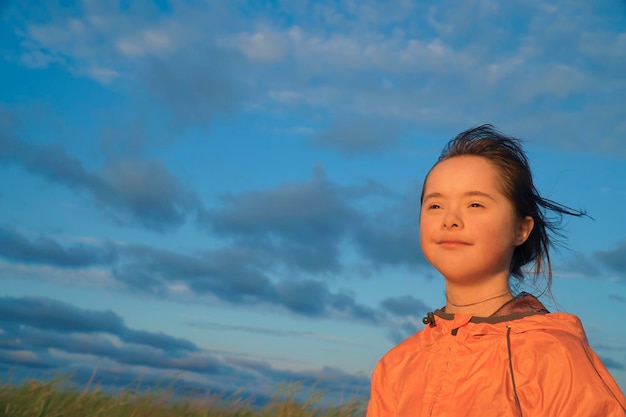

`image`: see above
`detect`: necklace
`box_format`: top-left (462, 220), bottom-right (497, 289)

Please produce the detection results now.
top-left (446, 291), bottom-right (511, 308)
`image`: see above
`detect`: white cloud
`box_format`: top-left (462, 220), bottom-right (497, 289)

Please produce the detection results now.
top-left (19, 50), bottom-right (59, 68)
top-left (85, 66), bottom-right (119, 83)
top-left (5, 0), bottom-right (626, 155)
top-left (223, 29), bottom-right (288, 62)
top-left (116, 29), bottom-right (175, 57)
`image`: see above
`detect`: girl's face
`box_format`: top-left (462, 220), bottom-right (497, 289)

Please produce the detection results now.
top-left (419, 155), bottom-right (533, 285)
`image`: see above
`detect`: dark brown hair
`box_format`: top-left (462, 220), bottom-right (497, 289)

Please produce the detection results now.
top-left (423, 124), bottom-right (587, 289)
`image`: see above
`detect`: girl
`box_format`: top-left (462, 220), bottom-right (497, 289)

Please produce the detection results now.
top-left (367, 125), bottom-right (626, 416)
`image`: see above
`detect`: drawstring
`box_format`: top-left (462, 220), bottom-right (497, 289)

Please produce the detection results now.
top-left (507, 325), bottom-right (523, 417)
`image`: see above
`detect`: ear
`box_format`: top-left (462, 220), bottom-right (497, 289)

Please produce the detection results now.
top-left (515, 216), bottom-right (534, 246)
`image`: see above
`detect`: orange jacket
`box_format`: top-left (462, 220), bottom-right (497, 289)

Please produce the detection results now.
top-left (367, 295), bottom-right (626, 417)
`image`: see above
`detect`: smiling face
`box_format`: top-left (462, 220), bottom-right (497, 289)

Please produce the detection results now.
top-left (419, 155), bottom-right (534, 286)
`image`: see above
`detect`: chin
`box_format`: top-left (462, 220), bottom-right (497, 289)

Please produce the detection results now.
top-left (433, 264), bottom-right (486, 281)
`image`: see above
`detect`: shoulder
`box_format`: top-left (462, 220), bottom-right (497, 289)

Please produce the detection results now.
top-left (508, 312), bottom-right (588, 354)
top-left (509, 312), bottom-right (620, 394)
top-left (373, 327), bottom-right (427, 372)
top-left (508, 313), bottom-right (626, 414)
top-left (508, 311), bottom-right (584, 334)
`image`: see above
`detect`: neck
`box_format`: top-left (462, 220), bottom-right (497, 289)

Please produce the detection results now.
top-left (444, 280), bottom-right (513, 317)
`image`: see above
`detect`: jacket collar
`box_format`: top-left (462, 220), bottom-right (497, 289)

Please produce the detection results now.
top-left (432, 292), bottom-right (549, 325)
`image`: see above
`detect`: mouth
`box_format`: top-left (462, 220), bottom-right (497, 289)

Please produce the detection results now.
top-left (437, 240), bottom-right (471, 248)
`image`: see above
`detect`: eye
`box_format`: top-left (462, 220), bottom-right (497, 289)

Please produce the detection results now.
top-left (469, 202), bottom-right (483, 208)
top-left (428, 203), bottom-right (442, 210)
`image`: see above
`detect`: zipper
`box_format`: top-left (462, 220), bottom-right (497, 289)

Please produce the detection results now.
top-left (507, 325), bottom-right (523, 417)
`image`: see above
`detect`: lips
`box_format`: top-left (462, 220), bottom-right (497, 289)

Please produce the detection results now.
top-left (436, 239), bottom-right (471, 248)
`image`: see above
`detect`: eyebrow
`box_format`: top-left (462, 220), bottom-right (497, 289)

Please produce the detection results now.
top-left (422, 190), bottom-right (497, 202)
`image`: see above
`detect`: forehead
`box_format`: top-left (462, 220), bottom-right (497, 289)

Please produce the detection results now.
top-left (423, 155), bottom-right (503, 194)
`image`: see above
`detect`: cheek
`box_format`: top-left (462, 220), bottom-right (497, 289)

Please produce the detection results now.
top-left (486, 221), bottom-right (519, 252)
top-left (418, 215), bottom-right (438, 259)
top-left (418, 213), bottom-right (431, 241)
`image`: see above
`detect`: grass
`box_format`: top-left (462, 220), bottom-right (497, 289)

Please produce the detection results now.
top-left (0, 376), bottom-right (366, 417)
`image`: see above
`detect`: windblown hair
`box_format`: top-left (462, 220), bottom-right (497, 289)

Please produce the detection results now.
top-left (428, 124), bottom-right (587, 290)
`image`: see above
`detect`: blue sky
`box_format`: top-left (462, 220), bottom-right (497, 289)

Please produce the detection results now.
top-left (1, 0), bottom-right (625, 403)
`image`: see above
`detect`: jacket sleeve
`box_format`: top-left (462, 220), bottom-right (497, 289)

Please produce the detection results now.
top-left (366, 358), bottom-right (395, 417)
top-left (514, 329), bottom-right (626, 417)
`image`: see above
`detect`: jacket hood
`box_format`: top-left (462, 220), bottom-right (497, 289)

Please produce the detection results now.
top-left (490, 291), bottom-right (549, 317)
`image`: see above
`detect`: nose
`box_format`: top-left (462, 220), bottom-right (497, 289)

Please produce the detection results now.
top-left (442, 209), bottom-right (462, 229)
